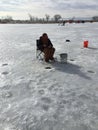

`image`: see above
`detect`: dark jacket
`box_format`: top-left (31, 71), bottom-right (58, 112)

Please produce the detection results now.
top-left (38, 36), bottom-right (53, 51)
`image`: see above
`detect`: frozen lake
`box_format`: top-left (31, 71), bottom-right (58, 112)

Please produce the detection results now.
top-left (0, 23), bottom-right (98, 130)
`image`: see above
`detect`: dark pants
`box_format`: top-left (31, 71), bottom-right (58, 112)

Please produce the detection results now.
top-left (43, 47), bottom-right (55, 62)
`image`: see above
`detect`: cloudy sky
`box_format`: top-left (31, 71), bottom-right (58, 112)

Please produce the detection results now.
top-left (0, 0), bottom-right (98, 20)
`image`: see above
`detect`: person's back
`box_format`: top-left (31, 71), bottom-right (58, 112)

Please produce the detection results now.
top-left (39, 33), bottom-right (55, 62)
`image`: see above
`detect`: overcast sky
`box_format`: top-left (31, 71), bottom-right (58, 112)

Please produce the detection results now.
top-left (0, 0), bottom-right (98, 19)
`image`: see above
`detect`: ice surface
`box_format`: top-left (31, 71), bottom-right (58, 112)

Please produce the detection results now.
top-left (0, 23), bottom-right (98, 130)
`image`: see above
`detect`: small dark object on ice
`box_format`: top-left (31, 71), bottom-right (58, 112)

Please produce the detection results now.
top-left (87, 70), bottom-right (95, 73)
top-left (2, 63), bottom-right (8, 66)
top-left (70, 59), bottom-right (74, 61)
top-left (66, 39), bottom-right (70, 42)
top-left (2, 71), bottom-right (9, 75)
top-left (45, 67), bottom-right (51, 69)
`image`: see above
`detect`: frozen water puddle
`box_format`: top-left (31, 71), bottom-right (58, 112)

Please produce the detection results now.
top-left (33, 60), bottom-right (55, 72)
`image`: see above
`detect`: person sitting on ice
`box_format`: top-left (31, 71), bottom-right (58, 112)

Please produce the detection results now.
top-left (39, 33), bottom-right (55, 62)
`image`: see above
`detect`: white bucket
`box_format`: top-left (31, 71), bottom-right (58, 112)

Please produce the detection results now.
top-left (60, 53), bottom-right (68, 63)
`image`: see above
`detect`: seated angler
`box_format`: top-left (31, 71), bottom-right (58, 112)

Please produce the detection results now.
top-left (39, 33), bottom-right (55, 62)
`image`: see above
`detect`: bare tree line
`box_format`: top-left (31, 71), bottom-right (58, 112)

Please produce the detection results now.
top-left (0, 14), bottom-right (98, 24)
top-left (0, 14), bottom-right (62, 24)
